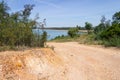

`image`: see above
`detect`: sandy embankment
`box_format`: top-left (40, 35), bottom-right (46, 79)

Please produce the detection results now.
top-left (0, 48), bottom-right (65, 80)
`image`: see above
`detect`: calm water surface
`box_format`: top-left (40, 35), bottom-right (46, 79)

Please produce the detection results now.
top-left (33, 29), bottom-right (68, 40)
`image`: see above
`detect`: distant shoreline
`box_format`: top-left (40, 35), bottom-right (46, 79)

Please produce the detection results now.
top-left (46, 29), bottom-right (87, 33)
top-left (33, 28), bottom-right (88, 32)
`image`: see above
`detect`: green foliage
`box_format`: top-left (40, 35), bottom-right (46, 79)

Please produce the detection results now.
top-left (0, 1), bottom-right (47, 51)
top-left (32, 31), bottom-right (47, 47)
top-left (22, 4), bottom-right (35, 23)
top-left (76, 25), bottom-right (81, 30)
top-left (112, 11), bottom-right (120, 24)
top-left (102, 36), bottom-right (120, 47)
top-left (68, 27), bottom-right (79, 38)
top-left (94, 23), bottom-right (105, 34)
top-left (85, 22), bottom-right (92, 34)
top-left (51, 35), bottom-right (77, 42)
top-left (93, 12), bottom-right (120, 47)
top-left (78, 34), bottom-right (102, 45)
top-left (100, 24), bottom-right (120, 39)
top-left (40, 31), bottom-right (47, 47)
top-left (54, 35), bottom-right (65, 39)
top-left (94, 16), bottom-right (112, 40)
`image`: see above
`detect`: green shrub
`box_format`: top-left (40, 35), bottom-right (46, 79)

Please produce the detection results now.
top-left (103, 36), bottom-right (120, 47)
top-left (68, 27), bottom-right (79, 38)
top-left (39, 31), bottom-right (47, 47)
top-left (32, 31), bottom-right (47, 47)
top-left (100, 24), bottom-right (120, 39)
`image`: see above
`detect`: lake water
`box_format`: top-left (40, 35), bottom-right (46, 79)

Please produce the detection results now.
top-left (33, 29), bottom-right (68, 40)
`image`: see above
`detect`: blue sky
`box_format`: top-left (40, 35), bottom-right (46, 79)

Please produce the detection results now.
top-left (2, 0), bottom-right (120, 27)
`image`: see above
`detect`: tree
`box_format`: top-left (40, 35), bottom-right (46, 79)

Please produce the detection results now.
top-left (0, 0), bottom-right (10, 18)
top-left (0, 0), bottom-right (10, 28)
top-left (85, 22), bottom-right (92, 34)
top-left (0, 1), bottom-right (47, 48)
top-left (22, 4), bottom-right (35, 23)
top-left (76, 25), bottom-right (81, 30)
top-left (40, 31), bottom-right (47, 47)
top-left (105, 20), bottom-right (111, 28)
top-left (112, 11), bottom-right (120, 24)
top-left (101, 15), bottom-right (106, 24)
top-left (100, 12), bottom-right (120, 39)
top-left (93, 11), bottom-right (120, 47)
top-left (94, 16), bottom-right (109, 35)
top-left (68, 27), bottom-right (79, 38)
top-left (0, 1), bottom-right (10, 45)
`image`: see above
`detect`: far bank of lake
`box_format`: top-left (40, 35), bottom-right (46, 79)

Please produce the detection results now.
top-left (33, 29), bottom-right (86, 40)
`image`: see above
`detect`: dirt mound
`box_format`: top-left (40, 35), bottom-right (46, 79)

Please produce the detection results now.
top-left (0, 48), bottom-right (65, 80)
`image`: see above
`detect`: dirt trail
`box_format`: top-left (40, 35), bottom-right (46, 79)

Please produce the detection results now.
top-left (48, 42), bottom-right (120, 80)
top-left (0, 42), bottom-right (120, 80)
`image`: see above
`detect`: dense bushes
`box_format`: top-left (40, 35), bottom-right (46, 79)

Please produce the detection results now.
top-left (94, 12), bottom-right (120, 47)
top-left (102, 36), bottom-right (120, 47)
top-left (0, 1), bottom-right (47, 49)
top-left (100, 24), bottom-right (120, 39)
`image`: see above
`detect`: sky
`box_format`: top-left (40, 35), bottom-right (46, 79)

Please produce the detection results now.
top-left (2, 0), bottom-right (120, 27)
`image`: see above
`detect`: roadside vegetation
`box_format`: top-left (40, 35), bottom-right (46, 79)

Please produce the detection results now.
top-left (52, 12), bottom-right (120, 47)
top-left (0, 0), bottom-right (120, 51)
top-left (0, 1), bottom-right (47, 51)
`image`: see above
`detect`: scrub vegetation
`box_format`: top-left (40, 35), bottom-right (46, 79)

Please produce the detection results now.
top-left (0, 1), bottom-right (47, 51)
top-left (52, 13), bottom-right (120, 47)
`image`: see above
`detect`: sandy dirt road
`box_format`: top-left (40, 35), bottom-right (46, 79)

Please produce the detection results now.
top-left (0, 42), bottom-right (120, 80)
top-left (48, 42), bottom-right (120, 80)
